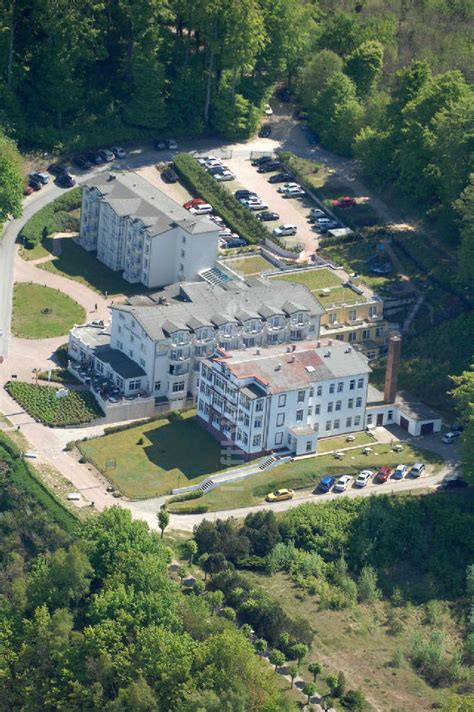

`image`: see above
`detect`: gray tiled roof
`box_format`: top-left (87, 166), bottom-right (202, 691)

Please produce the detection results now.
top-left (86, 172), bottom-right (219, 237)
top-left (112, 279), bottom-right (324, 342)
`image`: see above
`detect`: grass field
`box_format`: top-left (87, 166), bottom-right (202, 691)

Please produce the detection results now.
top-left (11, 283), bottom-right (85, 338)
top-left (316, 431), bottom-right (373, 453)
top-left (273, 268), bottom-right (364, 305)
top-left (225, 255), bottom-right (275, 276)
top-left (38, 238), bottom-right (150, 297)
top-left (78, 412), bottom-right (232, 498)
top-left (320, 239), bottom-right (401, 290)
top-left (243, 571), bottom-right (450, 711)
top-left (171, 442), bottom-right (443, 512)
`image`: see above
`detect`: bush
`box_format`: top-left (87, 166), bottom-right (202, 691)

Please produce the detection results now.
top-left (166, 490), bottom-right (204, 504)
top-left (173, 153), bottom-right (300, 253)
top-left (38, 368), bottom-right (81, 385)
top-left (167, 503), bottom-right (209, 514)
top-left (5, 381), bottom-right (103, 426)
top-left (20, 188), bottom-right (82, 249)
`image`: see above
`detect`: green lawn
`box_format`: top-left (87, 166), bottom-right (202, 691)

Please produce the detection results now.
top-left (78, 412), bottom-right (233, 498)
top-left (38, 238), bottom-right (151, 297)
top-left (225, 255), bottom-right (275, 276)
top-left (171, 443), bottom-right (443, 512)
top-left (316, 431), bottom-right (373, 453)
top-left (273, 268), bottom-right (343, 290)
top-left (321, 239), bottom-right (401, 290)
top-left (11, 283), bottom-right (85, 338)
top-left (19, 241), bottom-right (52, 261)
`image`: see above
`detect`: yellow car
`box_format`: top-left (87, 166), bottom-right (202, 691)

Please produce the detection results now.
top-left (265, 488), bottom-right (294, 503)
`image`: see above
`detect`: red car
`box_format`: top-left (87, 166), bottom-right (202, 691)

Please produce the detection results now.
top-left (183, 198), bottom-right (206, 210)
top-left (374, 466), bottom-right (392, 484)
top-left (24, 185), bottom-right (34, 196)
top-left (331, 196), bottom-right (356, 208)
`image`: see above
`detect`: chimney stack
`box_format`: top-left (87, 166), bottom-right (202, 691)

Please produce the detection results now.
top-left (384, 334), bottom-right (402, 404)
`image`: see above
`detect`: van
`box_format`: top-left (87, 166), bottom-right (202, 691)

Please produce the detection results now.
top-left (67, 492), bottom-right (81, 501)
top-left (442, 431), bottom-right (460, 444)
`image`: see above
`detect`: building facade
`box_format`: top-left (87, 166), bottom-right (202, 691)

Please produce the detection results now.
top-left (77, 173), bottom-right (220, 288)
top-left (197, 339), bottom-right (371, 458)
top-left (68, 278), bottom-right (325, 409)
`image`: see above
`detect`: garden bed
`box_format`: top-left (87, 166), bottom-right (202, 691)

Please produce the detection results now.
top-left (19, 188), bottom-right (82, 253)
top-left (5, 381), bottom-right (103, 426)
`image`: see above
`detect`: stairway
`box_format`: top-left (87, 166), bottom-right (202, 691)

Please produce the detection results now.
top-left (258, 455), bottom-right (277, 470)
top-left (198, 478), bottom-right (215, 493)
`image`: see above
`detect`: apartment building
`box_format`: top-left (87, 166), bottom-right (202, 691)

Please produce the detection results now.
top-left (197, 339), bottom-right (372, 458)
top-left (68, 278), bottom-right (325, 410)
top-left (76, 172), bottom-right (220, 288)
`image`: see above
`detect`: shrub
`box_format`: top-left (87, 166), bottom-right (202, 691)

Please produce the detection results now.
top-left (38, 368), bottom-right (81, 385)
top-left (20, 188), bottom-right (82, 249)
top-left (167, 503), bottom-right (209, 514)
top-left (5, 381), bottom-right (103, 426)
top-left (166, 490), bottom-right (204, 504)
top-left (173, 153), bottom-right (300, 253)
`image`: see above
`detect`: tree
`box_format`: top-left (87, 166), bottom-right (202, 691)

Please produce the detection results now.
top-left (346, 40), bottom-right (384, 96)
top-left (157, 509), bottom-right (169, 539)
top-left (0, 131), bottom-right (23, 223)
top-left (269, 649), bottom-right (285, 671)
top-left (241, 511), bottom-right (281, 557)
top-left (290, 643), bottom-right (308, 666)
top-left (254, 638), bottom-right (267, 656)
top-left (335, 670), bottom-right (346, 697)
top-left (308, 661), bottom-right (322, 683)
top-left (184, 539), bottom-right (198, 565)
top-left (106, 676), bottom-right (159, 711)
top-left (302, 681), bottom-right (317, 705)
top-left (455, 175), bottom-right (474, 286)
top-left (201, 552), bottom-right (229, 578)
top-left (206, 589), bottom-right (224, 614)
top-left (326, 672), bottom-right (339, 696)
top-left (287, 663), bottom-right (298, 688)
top-left (450, 365), bottom-right (474, 482)
top-left (357, 566), bottom-right (381, 603)
top-left (222, 606), bottom-right (236, 621)
top-left (296, 49), bottom-right (343, 108)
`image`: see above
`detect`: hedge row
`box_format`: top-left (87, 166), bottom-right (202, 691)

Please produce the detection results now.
top-left (20, 187), bottom-right (82, 249)
top-left (173, 153), bottom-right (300, 253)
top-left (166, 489), bottom-right (204, 504)
top-left (168, 503), bottom-right (209, 514)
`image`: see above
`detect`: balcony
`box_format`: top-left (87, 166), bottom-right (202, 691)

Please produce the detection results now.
top-left (170, 350), bottom-right (191, 364)
top-left (169, 363), bottom-right (189, 376)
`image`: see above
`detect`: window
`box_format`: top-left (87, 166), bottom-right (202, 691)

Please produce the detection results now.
top-left (357, 378), bottom-right (364, 389)
top-left (368, 305), bottom-right (377, 318)
top-left (349, 332), bottom-right (357, 342)
top-left (117, 340), bottom-right (123, 350)
top-left (349, 309), bottom-right (357, 321)
top-left (129, 379), bottom-right (141, 391)
top-left (139, 358), bottom-right (145, 367)
top-left (308, 406), bottom-right (313, 416)
top-left (349, 380), bottom-right (355, 390)
top-left (348, 398), bottom-right (354, 409)
top-left (335, 401), bottom-right (342, 411)
top-left (354, 415), bottom-right (361, 426)
top-left (181, 249), bottom-right (185, 258)
top-left (278, 394), bottom-right (286, 407)
top-left (314, 423), bottom-right (320, 433)
top-left (376, 327), bottom-right (385, 337)
top-left (172, 381), bottom-right (185, 393)
top-left (254, 418), bottom-right (262, 428)
top-left (182, 235), bottom-right (186, 244)
top-left (243, 337), bottom-right (255, 348)
top-left (317, 385), bottom-right (322, 397)
top-left (356, 397), bottom-right (362, 407)
top-left (362, 329), bottom-right (370, 339)
top-left (346, 417), bottom-right (352, 428)
top-left (276, 413), bottom-right (285, 426)
top-left (329, 312), bottom-right (337, 324)
top-left (129, 349), bottom-right (134, 358)
top-left (179, 263), bottom-right (184, 272)
top-left (334, 419), bottom-right (340, 429)
top-left (256, 400), bottom-right (264, 412)
top-left (297, 390), bottom-right (305, 403)
top-left (253, 435), bottom-right (261, 447)
top-left (315, 404), bottom-right (321, 415)
top-left (275, 432), bottom-right (283, 445)
top-left (118, 325), bottom-right (122, 334)
top-left (154, 380), bottom-right (161, 392)
top-left (309, 387), bottom-right (314, 397)
top-left (306, 441), bottom-right (313, 452)
top-left (327, 402), bottom-right (333, 412)
top-left (296, 409), bottom-right (304, 422)
top-left (337, 382), bottom-right (344, 393)
top-left (367, 414), bottom-right (373, 424)
top-left (325, 421), bottom-right (331, 431)
top-left (329, 383), bottom-right (335, 394)
top-left (387, 410), bottom-right (393, 421)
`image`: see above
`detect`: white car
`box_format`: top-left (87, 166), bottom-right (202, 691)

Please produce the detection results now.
top-left (111, 146), bottom-right (126, 158)
top-left (204, 158), bottom-right (223, 168)
top-left (168, 139), bottom-right (178, 150)
top-left (354, 470), bottom-right (373, 488)
top-left (219, 229), bottom-right (239, 240)
top-left (277, 182), bottom-right (300, 193)
top-left (99, 148), bottom-right (115, 162)
top-left (210, 215), bottom-right (225, 226)
top-left (189, 203), bottom-right (213, 215)
top-left (334, 475), bottom-right (354, 492)
top-left (215, 171), bottom-right (235, 181)
top-left (198, 155), bottom-right (220, 165)
top-left (282, 187), bottom-right (306, 198)
top-left (247, 201), bottom-right (268, 211)
top-left (442, 431), bottom-right (461, 444)
top-left (273, 223), bottom-right (297, 237)
top-left (264, 103), bottom-right (273, 116)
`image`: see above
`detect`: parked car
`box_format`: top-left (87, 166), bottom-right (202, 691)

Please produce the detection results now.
top-left (56, 173), bottom-right (76, 188)
top-left (334, 475), bottom-right (353, 492)
top-left (258, 161), bottom-right (281, 173)
top-left (210, 215), bottom-right (225, 226)
top-left (219, 229), bottom-right (239, 240)
top-left (24, 184), bottom-right (34, 196)
top-left (239, 196), bottom-right (261, 206)
top-left (256, 211), bottom-right (279, 222)
top-left (73, 155), bottom-right (92, 170)
top-left (409, 462), bottom-right (425, 478)
top-left (442, 431), bottom-right (461, 444)
top-left (259, 124), bottom-right (272, 138)
top-left (207, 165), bottom-right (226, 175)
top-left (439, 477), bottom-right (468, 490)
top-left (393, 464), bottom-right (408, 480)
top-left (154, 139), bottom-right (178, 150)
top-left (184, 198), bottom-right (206, 210)
top-left (48, 162), bottom-right (69, 176)
top-left (264, 103), bottom-right (273, 116)
top-left (28, 176), bottom-right (42, 191)
top-left (247, 201), bottom-right (268, 211)
top-left (268, 173), bottom-right (291, 184)
top-left (29, 171), bottom-right (49, 185)
top-left (215, 170), bottom-right (235, 181)
top-left (251, 155), bottom-right (274, 167)
top-left (273, 223), bottom-right (297, 237)
top-left (224, 238), bottom-right (247, 248)
top-left (308, 208), bottom-right (326, 222)
top-left (204, 158), bottom-right (223, 168)
top-left (235, 189), bottom-right (257, 200)
top-left (277, 182), bottom-right (300, 193)
top-left (189, 203), bottom-right (213, 215)
top-left (354, 470), bottom-right (373, 488)
top-left (162, 168), bottom-right (178, 183)
top-left (266, 488), bottom-right (294, 502)
top-left (332, 196), bottom-right (356, 208)
top-left (198, 155), bottom-right (220, 165)
top-left (374, 466), bottom-right (392, 484)
top-left (84, 150), bottom-right (104, 165)
top-left (315, 217), bottom-right (334, 226)
top-left (317, 476), bottom-right (336, 493)
top-left (99, 149), bottom-right (115, 162)
top-left (110, 146), bottom-right (126, 158)
top-left (282, 186), bottom-right (306, 198)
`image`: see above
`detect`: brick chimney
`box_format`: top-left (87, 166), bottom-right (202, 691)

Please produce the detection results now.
top-left (384, 334), bottom-right (402, 404)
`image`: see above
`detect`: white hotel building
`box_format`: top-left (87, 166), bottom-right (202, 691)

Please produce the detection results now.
top-left (197, 339), bottom-right (371, 458)
top-left (76, 172), bottom-right (220, 288)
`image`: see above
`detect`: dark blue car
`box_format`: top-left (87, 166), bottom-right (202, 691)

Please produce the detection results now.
top-left (317, 476), bottom-right (336, 494)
